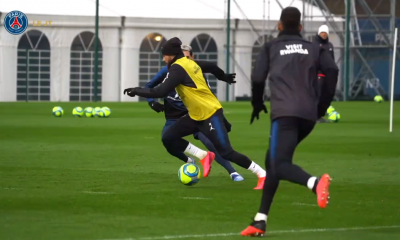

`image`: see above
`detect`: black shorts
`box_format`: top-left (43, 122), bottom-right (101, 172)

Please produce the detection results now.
top-left (268, 117), bottom-right (315, 167)
top-left (162, 109), bottom-right (233, 156)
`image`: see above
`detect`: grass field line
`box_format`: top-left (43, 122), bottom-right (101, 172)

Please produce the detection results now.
top-left (182, 197), bottom-right (212, 200)
top-left (292, 202), bottom-right (318, 207)
top-left (100, 225), bottom-right (400, 240)
top-left (81, 191), bottom-right (113, 195)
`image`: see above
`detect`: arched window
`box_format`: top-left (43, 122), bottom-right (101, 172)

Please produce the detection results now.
top-left (138, 33), bottom-right (167, 101)
top-left (70, 31), bottom-right (103, 101)
top-left (251, 35), bottom-right (274, 71)
top-left (190, 34), bottom-right (218, 94)
top-left (17, 30), bottom-right (51, 101)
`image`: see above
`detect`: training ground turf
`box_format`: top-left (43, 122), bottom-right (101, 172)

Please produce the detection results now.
top-left (1, 102), bottom-right (400, 240)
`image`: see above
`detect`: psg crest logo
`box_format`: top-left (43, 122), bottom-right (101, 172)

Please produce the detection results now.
top-left (4, 10), bottom-right (28, 35)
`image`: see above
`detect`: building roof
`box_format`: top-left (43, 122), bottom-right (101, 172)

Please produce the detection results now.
top-left (0, 0), bottom-right (342, 21)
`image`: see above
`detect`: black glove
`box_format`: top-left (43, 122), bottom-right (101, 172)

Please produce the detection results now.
top-left (123, 87), bottom-right (139, 97)
top-left (148, 101), bottom-right (164, 113)
top-left (222, 73), bottom-right (236, 84)
top-left (250, 103), bottom-right (268, 124)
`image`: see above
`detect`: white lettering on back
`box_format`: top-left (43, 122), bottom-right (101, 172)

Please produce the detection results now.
top-left (280, 44), bottom-right (309, 55)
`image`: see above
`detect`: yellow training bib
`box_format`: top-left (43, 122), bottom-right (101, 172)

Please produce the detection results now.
top-left (172, 57), bottom-right (222, 121)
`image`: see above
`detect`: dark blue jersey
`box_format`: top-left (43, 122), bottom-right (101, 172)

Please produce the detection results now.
top-left (145, 66), bottom-right (207, 119)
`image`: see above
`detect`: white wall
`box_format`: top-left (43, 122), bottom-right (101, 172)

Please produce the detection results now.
top-left (0, 14), bottom-right (120, 102)
top-left (0, 13), bottom-right (342, 102)
top-left (0, 27), bottom-right (18, 101)
top-left (49, 26), bottom-right (120, 102)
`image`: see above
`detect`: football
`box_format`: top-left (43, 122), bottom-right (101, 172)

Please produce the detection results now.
top-left (374, 95), bottom-right (383, 103)
top-left (328, 111), bottom-right (340, 123)
top-left (52, 106), bottom-right (63, 117)
top-left (178, 163), bottom-right (201, 186)
top-left (99, 107), bottom-right (111, 118)
top-left (72, 107), bottom-right (84, 117)
top-left (93, 107), bottom-right (101, 117)
top-left (327, 106), bottom-right (335, 115)
top-left (84, 107), bottom-right (94, 117)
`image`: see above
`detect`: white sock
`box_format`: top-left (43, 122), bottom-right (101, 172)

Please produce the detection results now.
top-left (184, 143), bottom-right (207, 160)
top-left (254, 213), bottom-right (267, 222)
top-left (248, 161), bottom-right (266, 178)
top-left (307, 176), bottom-right (317, 190)
top-left (187, 157), bottom-right (195, 163)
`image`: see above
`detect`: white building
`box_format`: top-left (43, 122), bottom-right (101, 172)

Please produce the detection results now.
top-left (0, 0), bottom-right (342, 102)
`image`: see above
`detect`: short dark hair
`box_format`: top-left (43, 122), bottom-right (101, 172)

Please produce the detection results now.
top-left (280, 7), bottom-right (301, 30)
top-left (189, 50), bottom-right (193, 56)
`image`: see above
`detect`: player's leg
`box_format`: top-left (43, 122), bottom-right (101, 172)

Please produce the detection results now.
top-left (251, 118), bottom-right (329, 217)
top-left (183, 134), bottom-right (209, 161)
top-left (272, 118), bottom-right (331, 208)
top-left (162, 115), bottom-right (212, 163)
top-left (161, 119), bottom-right (194, 163)
top-left (271, 118), bottom-right (314, 187)
top-left (241, 150), bottom-right (277, 236)
top-left (241, 118), bottom-right (301, 236)
top-left (297, 119), bottom-right (331, 208)
top-left (194, 132), bottom-right (244, 181)
top-left (163, 121), bottom-right (210, 164)
top-left (198, 109), bottom-right (265, 188)
top-left (271, 118), bottom-right (328, 197)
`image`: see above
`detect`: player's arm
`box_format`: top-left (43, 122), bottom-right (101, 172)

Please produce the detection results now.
top-left (144, 66), bottom-right (168, 103)
top-left (124, 65), bottom-right (184, 98)
top-left (317, 47), bottom-right (339, 118)
top-left (195, 61), bottom-right (236, 84)
top-left (251, 42), bottom-right (270, 106)
top-left (196, 61), bottom-right (224, 79)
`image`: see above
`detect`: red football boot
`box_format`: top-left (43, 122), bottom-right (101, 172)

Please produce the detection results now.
top-left (254, 176), bottom-right (265, 190)
top-left (241, 221), bottom-right (266, 237)
top-left (316, 174), bottom-right (331, 208)
top-left (199, 152), bottom-right (215, 178)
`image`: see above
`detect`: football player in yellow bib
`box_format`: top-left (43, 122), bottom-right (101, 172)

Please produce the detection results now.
top-left (124, 37), bottom-right (266, 189)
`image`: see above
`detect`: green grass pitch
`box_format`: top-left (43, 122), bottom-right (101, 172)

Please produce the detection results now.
top-left (1, 101), bottom-right (400, 240)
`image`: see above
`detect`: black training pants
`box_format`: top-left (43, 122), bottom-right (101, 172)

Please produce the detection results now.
top-left (267, 117), bottom-right (315, 169)
top-left (162, 109), bottom-right (252, 169)
top-left (259, 117), bottom-right (315, 215)
top-left (317, 75), bottom-right (324, 97)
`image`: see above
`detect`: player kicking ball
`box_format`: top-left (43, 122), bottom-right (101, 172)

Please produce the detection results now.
top-left (124, 37), bottom-right (266, 189)
top-left (143, 44), bottom-right (244, 181)
top-left (241, 6), bottom-right (338, 236)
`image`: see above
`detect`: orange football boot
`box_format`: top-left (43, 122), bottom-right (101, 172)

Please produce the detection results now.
top-left (199, 152), bottom-right (215, 178)
top-left (316, 173), bottom-right (331, 208)
top-left (241, 221), bottom-right (266, 237)
top-left (254, 176), bottom-right (266, 190)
